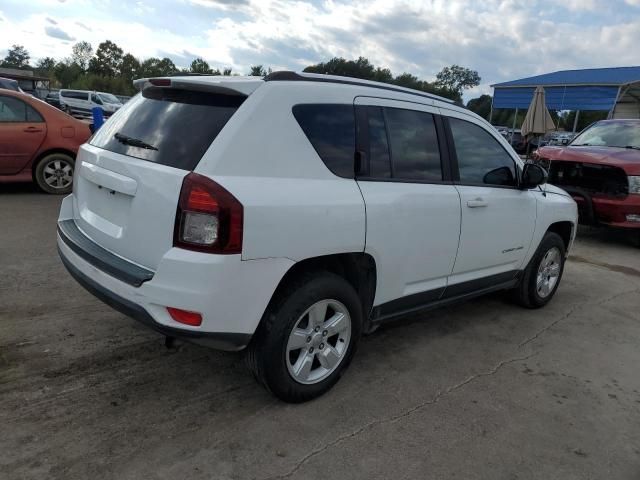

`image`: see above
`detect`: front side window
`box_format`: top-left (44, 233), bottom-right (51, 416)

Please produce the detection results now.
top-left (0, 96), bottom-right (27, 122)
top-left (292, 104), bottom-right (355, 178)
top-left (449, 117), bottom-right (517, 186)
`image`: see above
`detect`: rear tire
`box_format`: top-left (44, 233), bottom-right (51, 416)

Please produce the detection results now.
top-left (513, 232), bottom-right (566, 308)
top-left (34, 153), bottom-right (75, 195)
top-left (246, 272), bottom-right (362, 403)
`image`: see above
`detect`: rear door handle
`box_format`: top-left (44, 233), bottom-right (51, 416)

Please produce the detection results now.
top-left (467, 198), bottom-right (488, 208)
top-left (23, 127), bottom-right (43, 133)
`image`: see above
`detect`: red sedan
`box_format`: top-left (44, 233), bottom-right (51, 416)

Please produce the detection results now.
top-left (0, 89), bottom-right (91, 194)
top-left (535, 119), bottom-right (640, 236)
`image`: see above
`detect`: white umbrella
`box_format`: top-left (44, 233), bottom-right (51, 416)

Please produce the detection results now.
top-left (521, 86), bottom-right (555, 153)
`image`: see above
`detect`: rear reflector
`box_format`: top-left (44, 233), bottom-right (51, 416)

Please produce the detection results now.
top-left (167, 307), bottom-right (202, 326)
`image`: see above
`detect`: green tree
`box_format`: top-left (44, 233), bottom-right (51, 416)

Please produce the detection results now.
top-left (558, 110), bottom-right (607, 132)
top-left (54, 60), bottom-right (84, 88)
top-left (139, 57), bottom-right (178, 78)
top-left (222, 68), bottom-right (232, 76)
top-left (71, 41), bottom-right (93, 71)
top-left (249, 65), bottom-right (267, 76)
top-left (35, 57), bottom-right (56, 76)
top-left (88, 40), bottom-right (124, 77)
top-left (466, 94), bottom-right (492, 120)
top-left (435, 65), bottom-right (481, 99)
top-left (2, 44), bottom-right (30, 69)
top-left (304, 57), bottom-right (459, 101)
top-left (190, 58), bottom-right (212, 74)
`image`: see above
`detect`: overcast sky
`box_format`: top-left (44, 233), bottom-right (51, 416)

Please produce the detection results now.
top-left (1, 0), bottom-right (639, 99)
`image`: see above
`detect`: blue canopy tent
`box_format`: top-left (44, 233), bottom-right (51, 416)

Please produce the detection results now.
top-left (490, 66), bottom-right (640, 131)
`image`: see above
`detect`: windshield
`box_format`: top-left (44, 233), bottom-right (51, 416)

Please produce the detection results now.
top-left (571, 121), bottom-right (640, 148)
top-left (98, 93), bottom-right (120, 104)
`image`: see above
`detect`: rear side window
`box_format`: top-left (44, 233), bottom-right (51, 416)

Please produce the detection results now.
top-left (0, 96), bottom-right (43, 122)
top-left (292, 104), bottom-right (355, 178)
top-left (448, 117), bottom-right (517, 186)
top-left (0, 96), bottom-right (26, 122)
top-left (384, 108), bottom-right (442, 181)
top-left (90, 88), bottom-right (245, 170)
top-left (359, 106), bottom-right (443, 182)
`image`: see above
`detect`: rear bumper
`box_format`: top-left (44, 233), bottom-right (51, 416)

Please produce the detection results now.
top-left (57, 196), bottom-right (294, 350)
top-left (58, 248), bottom-right (251, 350)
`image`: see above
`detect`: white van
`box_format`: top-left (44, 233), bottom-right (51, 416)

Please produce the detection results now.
top-left (59, 89), bottom-right (123, 117)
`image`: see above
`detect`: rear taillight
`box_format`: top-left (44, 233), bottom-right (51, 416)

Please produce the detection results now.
top-left (173, 172), bottom-right (243, 254)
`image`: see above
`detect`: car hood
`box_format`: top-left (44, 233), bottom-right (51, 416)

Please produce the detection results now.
top-left (538, 145), bottom-right (640, 175)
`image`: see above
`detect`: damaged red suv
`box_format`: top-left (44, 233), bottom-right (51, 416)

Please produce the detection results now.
top-left (534, 119), bottom-right (640, 238)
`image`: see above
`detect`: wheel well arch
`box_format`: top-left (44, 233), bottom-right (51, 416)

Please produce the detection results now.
top-left (31, 148), bottom-right (77, 181)
top-left (546, 221), bottom-right (574, 251)
top-left (267, 252), bottom-right (377, 322)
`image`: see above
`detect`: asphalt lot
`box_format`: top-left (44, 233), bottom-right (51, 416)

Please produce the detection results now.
top-left (2, 185), bottom-right (640, 480)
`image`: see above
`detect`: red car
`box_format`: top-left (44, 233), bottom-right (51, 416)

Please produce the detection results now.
top-left (535, 119), bottom-right (640, 237)
top-left (0, 89), bottom-right (91, 194)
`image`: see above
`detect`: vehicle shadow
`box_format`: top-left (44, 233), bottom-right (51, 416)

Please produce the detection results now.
top-left (0, 182), bottom-right (42, 195)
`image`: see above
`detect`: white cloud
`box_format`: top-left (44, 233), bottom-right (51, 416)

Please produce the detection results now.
top-left (0, 0), bottom-right (638, 98)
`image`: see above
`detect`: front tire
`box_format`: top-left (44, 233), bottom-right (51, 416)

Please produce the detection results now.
top-left (246, 272), bottom-right (363, 403)
top-left (513, 232), bottom-right (566, 308)
top-left (34, 153), bottom-right (75, 195)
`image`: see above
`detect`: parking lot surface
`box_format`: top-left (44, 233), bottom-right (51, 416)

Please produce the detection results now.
top-left (2, 186), bottom-right (640, 480)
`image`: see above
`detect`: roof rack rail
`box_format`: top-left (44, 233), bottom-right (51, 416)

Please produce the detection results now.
top-left (264, 71), bottom-right (454, 104)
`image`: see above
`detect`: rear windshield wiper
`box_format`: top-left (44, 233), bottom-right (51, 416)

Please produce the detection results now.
top-left (114, 132), bottom-right (158, 151)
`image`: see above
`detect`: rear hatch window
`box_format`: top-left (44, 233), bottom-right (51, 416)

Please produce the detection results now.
top-left (90, 87), bottom-right (245, 170)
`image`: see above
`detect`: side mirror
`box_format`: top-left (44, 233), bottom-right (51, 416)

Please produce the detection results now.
top-left (520, 163), bottom-right (548, 189)
top-left (561, 138), bottom-right (569, 145)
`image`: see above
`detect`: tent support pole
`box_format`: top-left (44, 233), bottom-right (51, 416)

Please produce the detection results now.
top-left (572, 110), bottom-right (580, 133)
top-left (510, 108), bottom-right (518, 143)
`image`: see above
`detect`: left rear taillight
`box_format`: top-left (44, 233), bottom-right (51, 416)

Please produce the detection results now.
top-left (173, 172), bottom-right (243, 254)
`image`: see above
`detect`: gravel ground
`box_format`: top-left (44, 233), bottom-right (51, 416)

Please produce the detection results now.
top-left (1, 185), bottom-right (640, 480)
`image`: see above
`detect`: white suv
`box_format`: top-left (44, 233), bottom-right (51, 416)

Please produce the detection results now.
top-left (57, 72), bottom-right (578, 402)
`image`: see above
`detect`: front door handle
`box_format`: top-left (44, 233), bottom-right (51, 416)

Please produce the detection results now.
top-left (467, 198), bottom-right (488, 208)
top-left (23, 127), bottom-right (43, 133)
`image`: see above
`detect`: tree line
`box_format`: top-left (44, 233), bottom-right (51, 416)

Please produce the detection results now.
top-left (2, 42), bottom-right (480, 102)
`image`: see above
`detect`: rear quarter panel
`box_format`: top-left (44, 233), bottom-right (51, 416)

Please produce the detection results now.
top-left (195, 82), bottom-right (366, 261)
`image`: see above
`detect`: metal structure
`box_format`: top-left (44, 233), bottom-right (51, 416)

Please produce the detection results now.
top-left (490, 66), bottom-right (640, 130)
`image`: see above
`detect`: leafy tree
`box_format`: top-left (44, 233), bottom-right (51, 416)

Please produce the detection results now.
top-left (120, 53), bottom-right (141, 82)
top-left (222, 68), bottom-right (233, 76)
top-left (190, 58), bottom-right (212, 74)
top-left (558, 110), bottom-right (607, 132)
top-left (466, 94), bottom-right (492, 120)
top-left (139, 57), bottom-right (178, 78)
top-left (35, 57), bottom-right (56, 76)
top-left (2, 44), bottom-right (30, 69)
top-left (249, 65), bottom-right (267, 76)
top-left (71, 41), bottom-right (93, 71)
top-left (54, 60), bottom-right (84, 88)
top-left (435, 65), bottom-right (481, 99)
top-left (88, 40), bottom-right (124, 77)
top-left (304, 57), bottom-right (460, 100)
